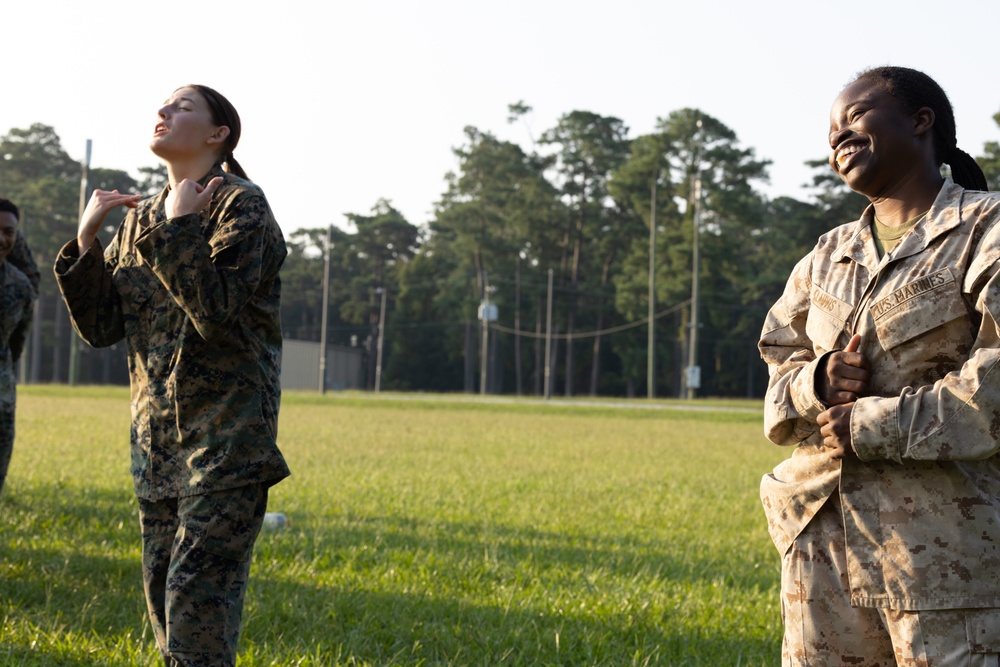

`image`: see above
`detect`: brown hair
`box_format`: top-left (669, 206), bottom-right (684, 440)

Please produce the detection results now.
top-left (187, 84), bottom-right (249, 181)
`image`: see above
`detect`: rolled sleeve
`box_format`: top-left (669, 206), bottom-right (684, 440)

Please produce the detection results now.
top-left (790, 353), bottom-right (833, 422)
top-left (850, 395), bottom-right (901, 462)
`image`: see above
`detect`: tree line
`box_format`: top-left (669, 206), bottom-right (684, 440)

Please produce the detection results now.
top-left (3, 105), bottom-right (999, 397)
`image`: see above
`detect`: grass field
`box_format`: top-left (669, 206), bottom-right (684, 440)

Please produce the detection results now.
top-left (0, 386), bottom-right (790, 666)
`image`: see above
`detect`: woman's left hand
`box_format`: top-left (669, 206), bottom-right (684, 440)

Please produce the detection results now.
top-left (166, 177), bottom-right (224, 219)
top-left (817, 403), bottom-right (856, 459)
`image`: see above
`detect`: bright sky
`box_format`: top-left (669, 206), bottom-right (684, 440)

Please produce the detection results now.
top-left (4, 0), bottom-right (1000, 237)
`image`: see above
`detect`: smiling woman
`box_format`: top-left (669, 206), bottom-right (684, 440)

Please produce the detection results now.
top-left (759, 66), bottom-right (1000, 666)
top-left (52, 85), bottom-right (289, 667)
top-left (828, 68), bottom-right (988, 210)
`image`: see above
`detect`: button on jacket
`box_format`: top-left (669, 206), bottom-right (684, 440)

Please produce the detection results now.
top-left (54, 167), bottom-right (290, 500)
top-left (760, 179), bottom-right (1000, 610)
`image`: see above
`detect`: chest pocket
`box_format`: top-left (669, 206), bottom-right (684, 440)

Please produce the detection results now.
top-left (871, 268), bottom-right (969, 351)
top-left (112, 258), bottom-right (160, 336)
top-left (806, 285), bottom-right (853, 353)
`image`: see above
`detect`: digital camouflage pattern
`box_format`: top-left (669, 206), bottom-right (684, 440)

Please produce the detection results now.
top-left (140, 483), bottom-right (268, 666)
top-left (760, 180), bottom-right (1000, 610)
top-left (54, 166), bottom-right (290, 500)
top-left (0, 260), bottom-right (36, 494)
top-left (9, 230), bottom-right (40, 294)
top-left (783, 494), bottom-right (1000, 666)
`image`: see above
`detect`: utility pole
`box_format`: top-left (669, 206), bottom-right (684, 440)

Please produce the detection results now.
top-left (480, 272), bottom-right (489, 394)
top-left (69, 139), bottom-right (91, 386)
top-left (514, 254), bottom-right (522, 396)
top-left (686, 174), bottom-right (702, 400)
top-left (544, 268), bottom-right (553, 399)
top-left (318, 225), bottom-right (332, 393)
top-left (374, 287), bottom-right (387, 392)
top-left (477, 272), bottom-right (498, 395)
top-left (647, 176), bottom-right (656, 399)
top-left (19, 211), bottom-right (30, 383)
top-left (28, 209), bottom-right (40, 384)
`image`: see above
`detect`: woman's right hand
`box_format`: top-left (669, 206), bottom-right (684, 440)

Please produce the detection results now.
top-left (78, 189), bottom-right (141, 255)
top-left (819, 334), bottom-right (870, 406)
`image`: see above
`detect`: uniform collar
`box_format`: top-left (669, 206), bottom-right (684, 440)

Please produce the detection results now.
top-left (143, 165), bottom-right (229, 226)
top-left (161, 164), bottom-right (228, 194)
top-left (831, 179), bottom-right (965, 268)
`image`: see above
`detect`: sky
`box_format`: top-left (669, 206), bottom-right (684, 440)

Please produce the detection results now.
top-left (4, 0), bottom-right (1000, 238)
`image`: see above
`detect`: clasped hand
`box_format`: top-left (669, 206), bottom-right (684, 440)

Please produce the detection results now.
top-left (164, 177), bottom-right (223, 219)
top-left (77, 177), bottom-right (224, 255)
top-left (78, 190), bottom-right (142, 255)
top-left (816, 334), bottom-right (870, 459)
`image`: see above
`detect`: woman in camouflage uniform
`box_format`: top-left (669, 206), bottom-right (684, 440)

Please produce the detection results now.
top-left (760, 66), bottom-right (1000, 666)
top-left (0, 199), bottom-right (36, 497)
top-left (54, 85), bottom-right (289, 667)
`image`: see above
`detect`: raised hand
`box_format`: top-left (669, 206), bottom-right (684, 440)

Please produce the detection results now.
top-left (165, 177), bottom-right (223, 219)
top-left (79, 189), bottom-right (142, 254)
top-left (819, 334), bottom-right (870, 406)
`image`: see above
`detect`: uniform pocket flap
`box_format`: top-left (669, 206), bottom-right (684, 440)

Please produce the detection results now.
top-left (805, 286), bottom-right (852, 352)
top-left (966, 608), bottom-right (1000, 653)
top-left (871, 269), bottom-right (966, 351)
top-left (113, 262), bottom-right (160, 309)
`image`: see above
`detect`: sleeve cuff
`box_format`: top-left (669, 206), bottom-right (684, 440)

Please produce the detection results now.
top-left (789, 355), bottom-right (830, 422)
top-left (850, 395), bottom-right (901, 462)
top-left (53, 238), bottom-right (103, 277)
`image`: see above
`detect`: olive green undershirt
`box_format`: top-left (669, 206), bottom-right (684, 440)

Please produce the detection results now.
top-left (872, 211), bottom-right (927, 258)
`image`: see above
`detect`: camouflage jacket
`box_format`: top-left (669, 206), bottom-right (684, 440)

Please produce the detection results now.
top-left (0, 261), bottom-right (35, 411)
top-left (9, 232), bottom-right (40, 294)
top-left (759, 179), bottom-right (1000, 610)
top-left (54, 167), bottom-right (290, 500)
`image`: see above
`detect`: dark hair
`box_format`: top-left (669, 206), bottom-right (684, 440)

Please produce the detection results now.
top-left (0, 198), bottom-right (19, 221)
top-left (854, 66), bottom-right (988, 191)
top-left (186, 84), bottom-right (249, 181)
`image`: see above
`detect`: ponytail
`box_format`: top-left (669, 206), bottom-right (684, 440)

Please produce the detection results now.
top-left (222, 152), bottom-right (249, 181)
top-left (186, 84), bottom-right (251, 182)
top-left (947, 146), bottom-right (988, 191)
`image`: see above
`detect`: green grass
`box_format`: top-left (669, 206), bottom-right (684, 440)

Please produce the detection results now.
top-left (1, 386), bottom-right (789, 666)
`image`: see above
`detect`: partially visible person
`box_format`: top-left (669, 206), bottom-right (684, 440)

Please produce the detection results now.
top-left (8, 226), bottom-right (39, 294)
top-left (0, 198), bottom-right (37, 496)
top-left (54, 85), bottom-right (289, 666)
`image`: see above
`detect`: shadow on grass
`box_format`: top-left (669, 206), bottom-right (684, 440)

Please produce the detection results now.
top-left (0, 646), bottom-right (107, 667)
top-left (246, 512), bottom-right (780, 665)
top-left (1, 485), bottom-right (150, 666)
top-left (244, 580), bottom-right (778, 666)
top-left (271, 511), bottom-right (778, 592)
top-left (1, 486), bottom-right (780, 665)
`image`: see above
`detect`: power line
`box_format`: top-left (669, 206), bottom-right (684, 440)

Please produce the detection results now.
top-left (490, 299), bottom-right (691, 340)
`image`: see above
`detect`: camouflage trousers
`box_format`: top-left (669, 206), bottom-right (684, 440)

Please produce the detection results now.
top-left (781, 491), bottom-right (1000, 666)
top-left (139, 484), bottom-right (269, 667)
top-left (0, 408), bottom-right (15, 496)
